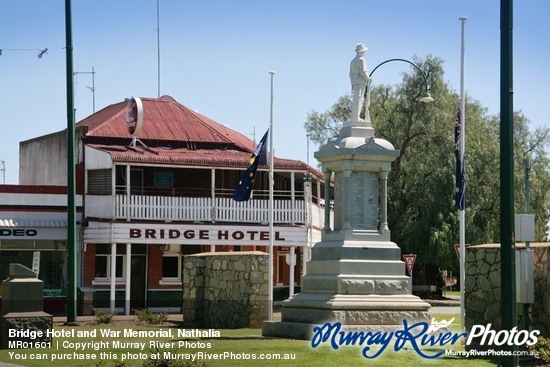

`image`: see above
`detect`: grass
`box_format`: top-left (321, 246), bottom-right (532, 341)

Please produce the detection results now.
top-left (443, 291), bottom-right (461, 298)
top-left (0, 314), bottom-right (502, 367)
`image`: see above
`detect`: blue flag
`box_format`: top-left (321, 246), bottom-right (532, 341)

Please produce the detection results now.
top-left (233, 130), bottom-right (269, 202)
top-left (455, 109), bottom-right (465, 210)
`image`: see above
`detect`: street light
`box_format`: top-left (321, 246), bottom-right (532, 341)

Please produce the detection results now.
top-left (369, 58), bottom-right (434, 103)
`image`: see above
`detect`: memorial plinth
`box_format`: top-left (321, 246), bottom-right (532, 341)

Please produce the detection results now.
top-left (263, 121), bottom-right (431, 340)
top-left (1, 264), bottom-right (52, 349)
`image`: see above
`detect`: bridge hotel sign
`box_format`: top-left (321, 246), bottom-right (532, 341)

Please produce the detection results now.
top-left (111, 223), bottom-right (307, 246)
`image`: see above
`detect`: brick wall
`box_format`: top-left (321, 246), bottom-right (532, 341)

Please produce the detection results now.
top-left (147, 245), bottom-right (163, 288)
top-left (83, 243), bottom-right (96, 286)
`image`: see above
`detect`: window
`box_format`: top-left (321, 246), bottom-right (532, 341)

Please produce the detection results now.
top-left (93, 244), bottom-right (125, 283)
top-left (161, 254), bottom-right (181, 284)
top-left (162, 256), bottom-right (179, 278)
top-left (88, 169), bottom-right (112, 195)
top-left (95, 256), bottom-right (107, 278)
top-left (0, 243), bottom-right (66, 294)
top-left (94, 255), bottom-right (124, 279)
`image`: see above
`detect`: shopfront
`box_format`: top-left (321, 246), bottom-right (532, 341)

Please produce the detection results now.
top-left (83, 221), bottom-right (307, 314)
top-left (0, 225), bottom-right (68, 314)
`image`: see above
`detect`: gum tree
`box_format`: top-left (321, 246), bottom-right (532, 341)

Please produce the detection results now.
top-left (304, 55), bottom-right (550, 274)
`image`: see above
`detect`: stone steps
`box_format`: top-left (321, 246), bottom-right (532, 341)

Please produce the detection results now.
top-left (310, 243), bottom-right (402, 261)
top-left (301, 274), bottom-right (411, 294)
top-left (306, 259), bottom-right (405, 276)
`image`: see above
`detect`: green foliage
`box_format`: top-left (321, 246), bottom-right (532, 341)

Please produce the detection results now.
top-left (305, 95), bottom-right (352, 146)
top-left (511, 115), bottom-right (550, 241)
top-left (91, 358), bottom-right (126, 366)
top-left (134, 307), bottom-right (169, 325)
top-left (143, 350), bottom-right (208, 367)
top-left (93, 307), bottom-right (116, 324)
top-left (529, 336), bottom-right (550, 363)
top-left (304, 55), bottom-right (550, 272)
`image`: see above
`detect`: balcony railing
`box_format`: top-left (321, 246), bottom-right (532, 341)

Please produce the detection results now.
top-left (86, 194), bottom-right (307, 224)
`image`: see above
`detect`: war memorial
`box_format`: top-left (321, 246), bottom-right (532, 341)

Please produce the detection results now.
top-left (263, 44), bottom-right (432, 339)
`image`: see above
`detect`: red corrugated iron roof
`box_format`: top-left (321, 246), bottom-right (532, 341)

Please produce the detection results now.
top-left (77, 95), bottom-right (254, 153)
top-left (87, 143), bottom-right (308, 170)
top-left (78, 96), bottom-right (324, 178)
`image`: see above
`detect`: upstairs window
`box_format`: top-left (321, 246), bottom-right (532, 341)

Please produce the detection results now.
top-left (88, 169), bottom-right (112, 195)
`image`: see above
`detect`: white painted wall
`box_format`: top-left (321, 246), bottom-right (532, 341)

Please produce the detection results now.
top-left (19, 131), bottom-right (67, 185)
top-left (84, 146), bottom-right (113, 170)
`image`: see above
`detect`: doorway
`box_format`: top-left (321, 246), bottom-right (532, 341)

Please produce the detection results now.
top-left (130, 244), bottom-right (147, 309)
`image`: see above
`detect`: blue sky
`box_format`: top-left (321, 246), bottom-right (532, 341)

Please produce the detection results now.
top-left (1, 0), bottom-right (548, 184)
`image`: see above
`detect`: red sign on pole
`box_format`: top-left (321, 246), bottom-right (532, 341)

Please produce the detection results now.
top-left (403, 254), bottom-right (417, 276)
top-left (454, 244), bottom-right (471, 260)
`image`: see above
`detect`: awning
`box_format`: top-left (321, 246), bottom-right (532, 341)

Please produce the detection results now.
top-left (0, 219), bottom-right (67, 228)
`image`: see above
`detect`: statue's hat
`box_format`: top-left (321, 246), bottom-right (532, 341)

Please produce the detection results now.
top-left (355, 43), bottom-right (367, 53)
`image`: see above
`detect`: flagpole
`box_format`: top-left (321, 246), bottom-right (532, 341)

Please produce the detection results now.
top-left (459, 16), bottom-right (467, 333)
top-left (268, 71), bottom-right (275, 321)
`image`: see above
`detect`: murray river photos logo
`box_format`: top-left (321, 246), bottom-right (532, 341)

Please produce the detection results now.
top-left (310, 319), bottom-right (540, 359)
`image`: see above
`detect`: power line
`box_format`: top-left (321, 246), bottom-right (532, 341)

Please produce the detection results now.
top-left (0, 48), bottom-right (48, 58)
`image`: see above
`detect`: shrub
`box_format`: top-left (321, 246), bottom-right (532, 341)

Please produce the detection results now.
top-left (93, 307), bottom-right (116, 324)
top-left (134, 307), bottom-right (169, 325)
top-left (530, 336), bottom-right (550, 364)
top-left (92, 360), bottom-right (126, 367)
top-left (142, 349), bottom-right (207, 367)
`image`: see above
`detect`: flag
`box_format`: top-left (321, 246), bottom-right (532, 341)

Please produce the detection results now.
top-left (455, 108), bottom-right (465, 210)
top-left (233, 129), bottom-right (269, 202)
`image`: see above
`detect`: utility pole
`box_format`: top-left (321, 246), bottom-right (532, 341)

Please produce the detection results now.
top-left (500, 0), bottom-right (517, 365)
top-left (1, 160), bottom-right (5, 185)
top-left (65, 0), bottom-right (78, 325)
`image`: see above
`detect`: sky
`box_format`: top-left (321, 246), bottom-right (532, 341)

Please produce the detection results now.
top-left (0, 0), bottom-right (549, 185)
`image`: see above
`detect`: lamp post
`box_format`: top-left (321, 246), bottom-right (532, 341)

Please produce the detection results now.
top-left (369, 58), bottom-right (434, 103)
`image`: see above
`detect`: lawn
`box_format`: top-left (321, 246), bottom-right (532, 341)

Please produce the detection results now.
top-left (0, 314), bottom-right (503, 367)
top-left (443, 290), bottom-right (461, 298)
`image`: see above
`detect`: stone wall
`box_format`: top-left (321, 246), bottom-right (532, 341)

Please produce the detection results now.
top-left (182, 251), bottom-right (269, 329)
top-left (465, 243), bottom-right (550, 336)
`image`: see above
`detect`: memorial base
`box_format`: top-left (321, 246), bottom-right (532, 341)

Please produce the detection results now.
top-left (263, 293), bottom-right (430, 340)
top-left (1, 312), bottom-right (53, 349)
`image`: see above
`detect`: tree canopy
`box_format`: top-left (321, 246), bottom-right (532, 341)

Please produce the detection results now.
top-left (304, 55), bottom-right (550, 273)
